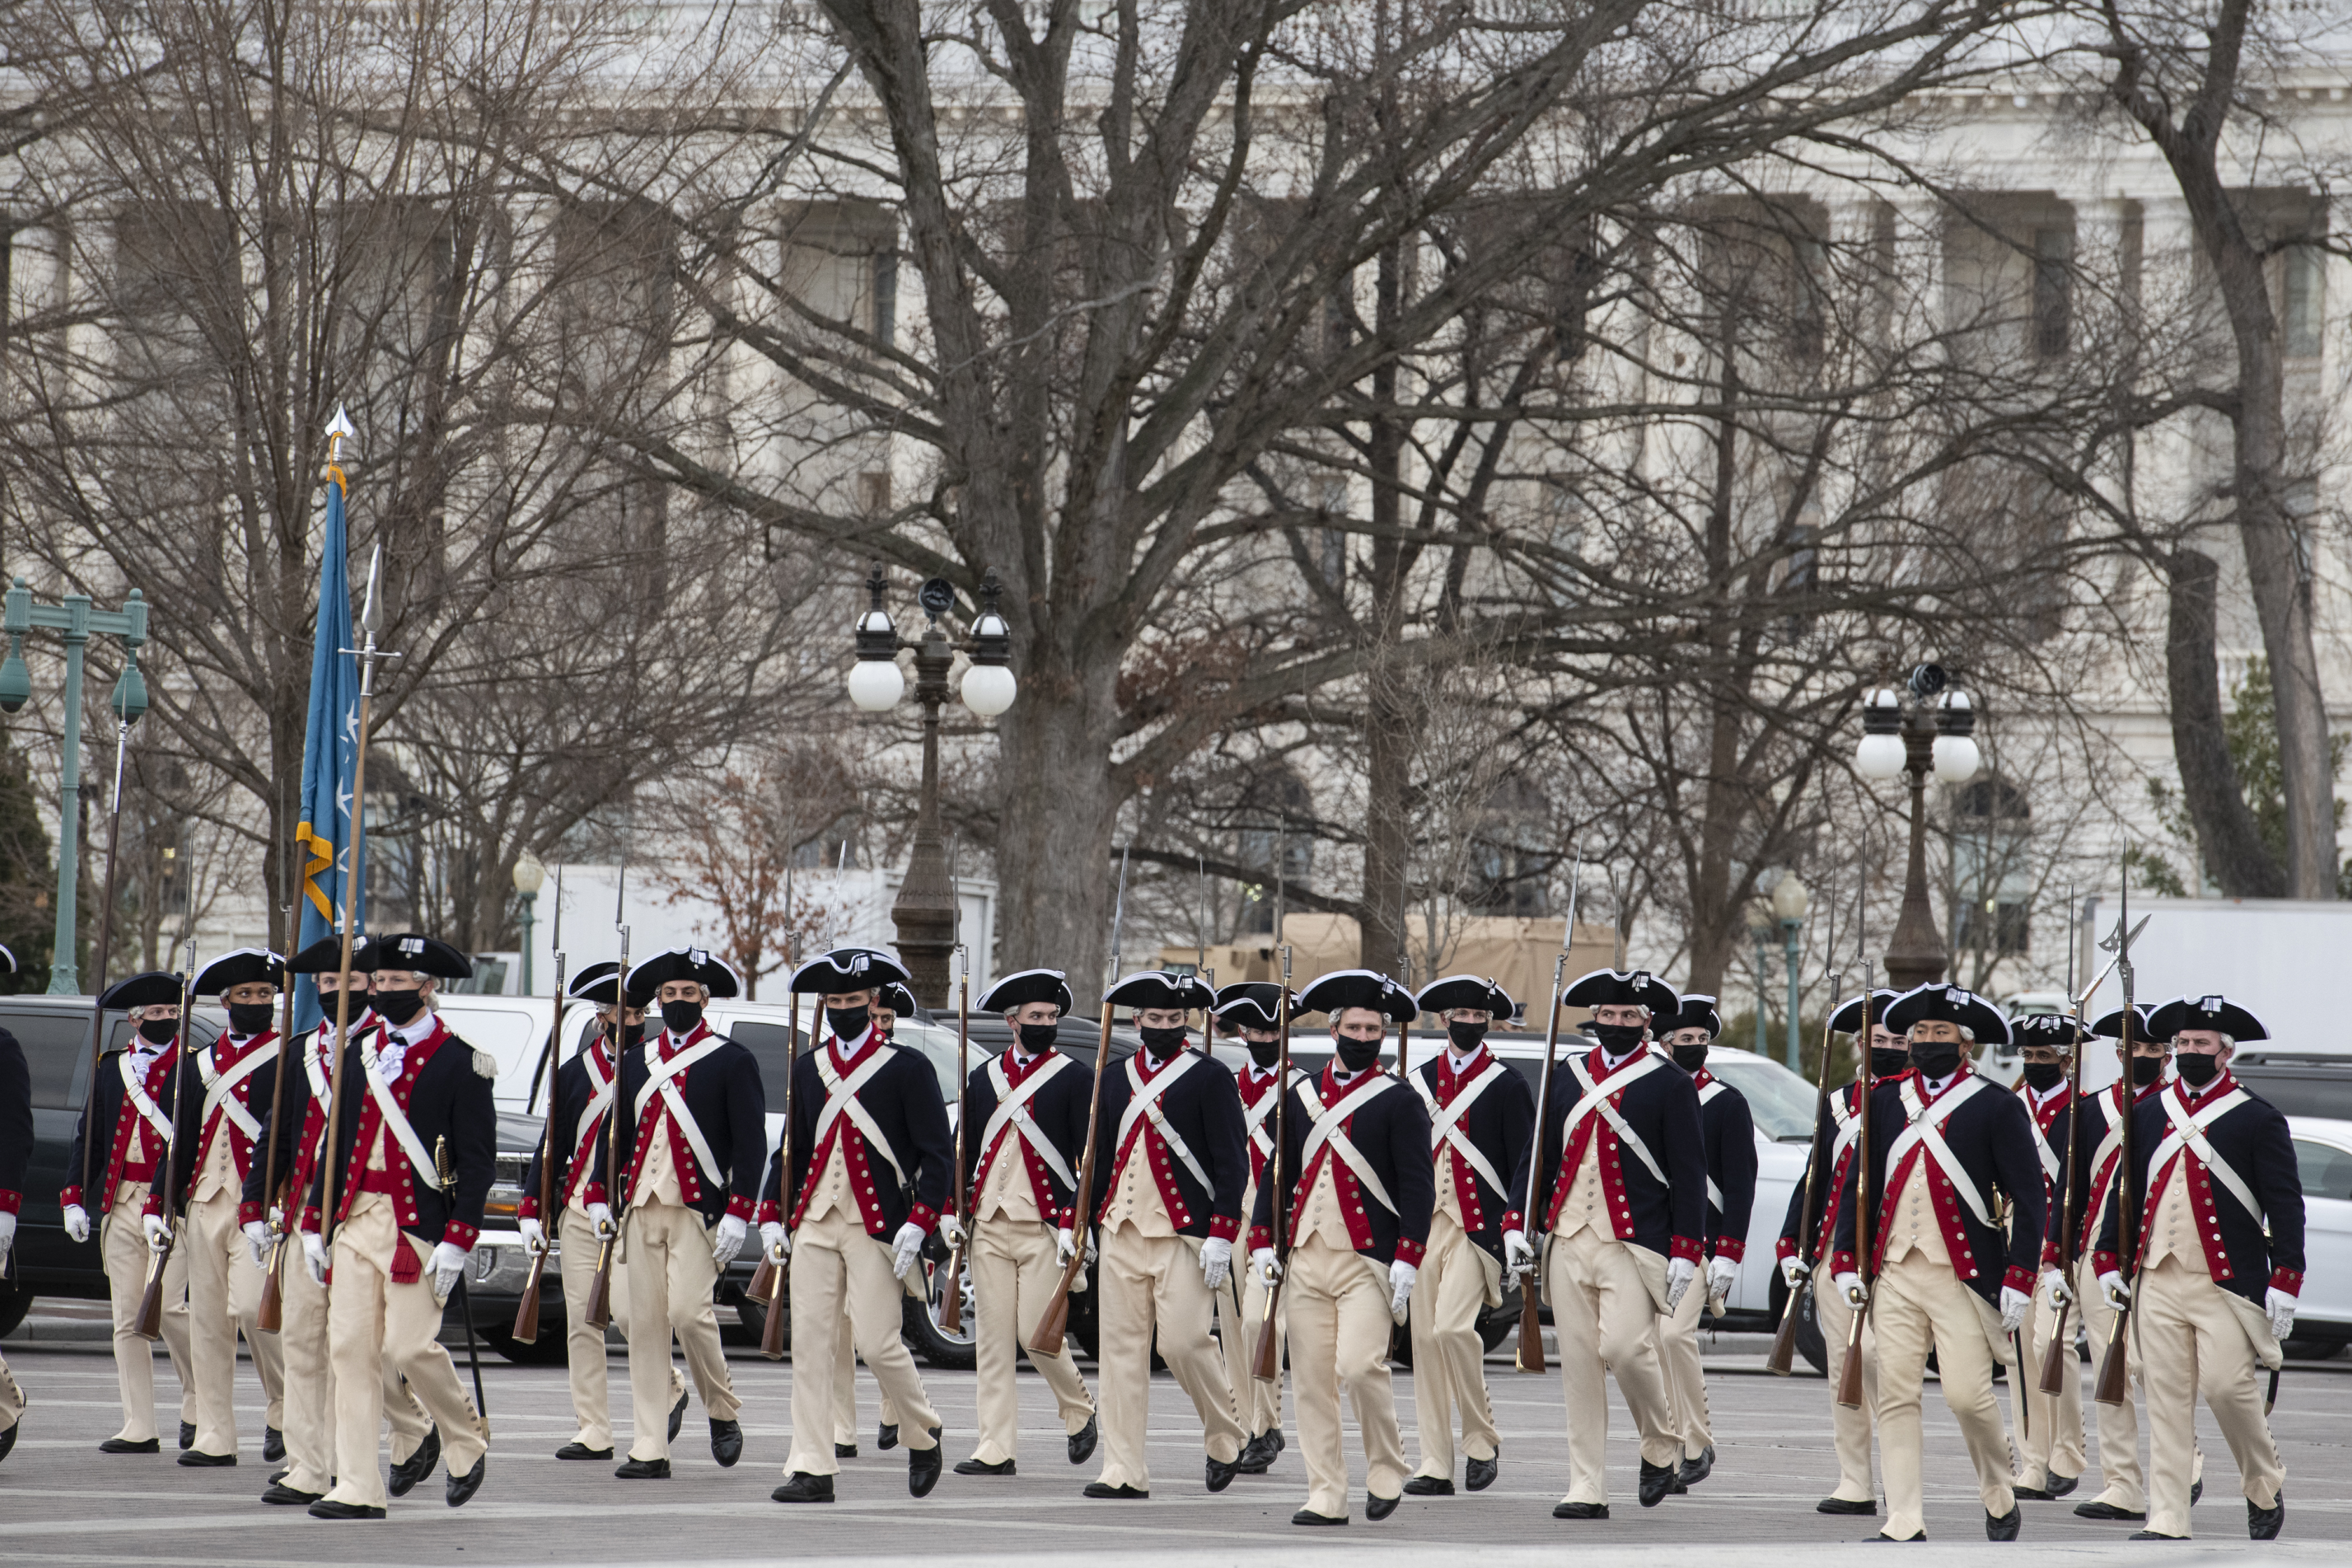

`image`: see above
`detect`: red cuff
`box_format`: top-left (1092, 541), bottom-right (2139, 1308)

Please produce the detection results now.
top-left (517, 1194), bottom-right (542, 1222)
top-left (1499, 1211), bottom-right (1524, 1234)
top-left (2270, 1268), bottom-right (2303, 1296)
top-left (724, 1193), bottom-right (754, 1222)
top-left (907, 1203), bottom-right (938, 1233)
top-left (1775, 1234), bottom-right (1798, 1261)
top-left (1829, 1249), bottom-right (1856, 1275)
top-left (2090, 1249), bottom-right (2119, 1276)
top-left (141, 1189), bottom-right (163, 1219)
top-left (754, 1199), bottom-right (780, 1226)
top-left (1669, 1234), bottom-right (1702, 1263)
top-left (59, 1185), bottom-right (83, 1211)
top-left (1207, 1214), bottom-right (1240, 1243)
top-left (1712, 1238), bottom-right (1746, 1264)
top-left (2002, 1265), bottom-right (2036, 1295)
top-left (238, 1200), bottom-right (263, 1226)
top-left (580, 1182), bottom-right (608, 1208)
top-left (443, 1221), bottom-right (480, 1251)
top-left (1248, 1224), bottom-right (1272, 1251)
top-left (1394, 1237), bottom-right (1426, 1266)
top-left (300, 1206), bottom-right (322, 1232)
top-left (0, 1190), bottom-right (19, 1216)
top-left (2038, 1237), bottom-right (2060, 1268)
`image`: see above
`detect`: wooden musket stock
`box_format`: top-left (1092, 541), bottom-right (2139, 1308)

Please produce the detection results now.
top-left (1030, 1002), bottom-right (1116, 1359)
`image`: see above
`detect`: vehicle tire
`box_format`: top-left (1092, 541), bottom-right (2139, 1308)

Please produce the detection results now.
top-left (479, 1322), bottom-right (568, 1366)
top-left (1477, 1305), bottom-right (1514, 1355)
top-left (1793, 1282), bottom-right (1828, 1376)
top-left (2281, 1332), bottom-right (2347, 1362)
top-left (0, 1279), bottom-right (31, 1338)
top-left (903, 1258), bottom-right (977, 1371)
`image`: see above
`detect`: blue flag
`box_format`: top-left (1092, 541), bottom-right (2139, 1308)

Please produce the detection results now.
top-left (292, 466), bottom-right (363, 1034)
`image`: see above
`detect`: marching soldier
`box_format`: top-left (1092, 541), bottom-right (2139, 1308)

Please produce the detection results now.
top-left (1401, 974), bottom-right (1532, 1498)
top-left (246, 937), bottom-right (435, 1506)
top-left (1085, 969), bottom-right (1248, 1500)
top-left (61, 971), bottom-right (198, 1455)
top-left (586, 948), bottom-right (757, 1479)
top-left (1831, 982), bottom-right (2042, 1543)
top-left (149, 949), bottom-right (290, 1466)
top-left (2, 951), bottom-right (28, 1465)
top-left (1248, 970), bottom-right (1433, 1526)
top-left (302, 933), bottom-right (495, 1517)
top-left (766, 946), bottom-right (949, 1503)
top-left (2007, 1012), bottom-right (2083, 1502)
top-left (516, 963), bottom-right (688, 1462)
top-left (1655, 992), bottom-right (1753, 1491)
top-left (1778, 989), bottom-right (1905, 1516)
top-left (2096, 995), bottom-right (2300, 1542)
top-left (1214, 981), bottom-right (1304, 1473)
top-left (834, 980), bottom-right (918, 1457)
top-left (951, 968), bottom-right (1098, 1476)
top-left (1534, 968), bottom-right (1705, 1518)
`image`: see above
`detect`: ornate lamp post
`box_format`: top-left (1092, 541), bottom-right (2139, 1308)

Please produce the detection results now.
top-left (513, 850), bottom-right (546, 994)
top-left (1771, 871), bottom-right (1809, 1071)
top-left (0, 579), bottom-right (151, 993)
top-left (1854, 663), bottom-right (1982, 990)
top-left (847, 563), bottom-right (1016, 1007)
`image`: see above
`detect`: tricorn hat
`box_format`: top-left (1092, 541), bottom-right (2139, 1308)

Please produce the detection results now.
top-left (1828, 988), bottom-right (1900, 1036)
top-left (877, 981), bottom-right (918, 1018)
top-left (1656, 992), bottom-right (1723, 1039)
top-left (1415, 974), bottom-right (1515, 1018)
top-left (1212, 981), bottom-right (1295, 1031)
top-left (2089, 1005), bottom-right (2150, 1040)
top-left (2144, 994), bottom-right (2267, 1043)
top-left (1105, 970), bottom-right (1215, 1013)
top-left (978, 968), bottom-right (1074, 1015)
top-left (1297, 969), bottom-right (1417, 1023)
top-left (629, 947), bottom-right (743, 999)
top-left (0, 943), bottom-right (13, 975)
top-left (194, 947), bottom-right (286, 996)
top-left (1562, 967), bottom-right (1679, 1016)
top-left (1883, 982), bottom-right (2010, 1047)
top-left (2008, 1012), bottom-right (2083, 1050)
top-left (370, 932), bottom-right (475, 981)
top-left (101, 971), bottom-right (185, 1010)
top-left (289, 932), bottom-right (379, 975)
top-left (568, 959), bottom-right (655, 1008)
top-left (788, 945), bottom-right (911, 994)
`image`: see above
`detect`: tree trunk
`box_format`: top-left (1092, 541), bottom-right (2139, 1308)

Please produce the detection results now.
top-left (2164, 547), bottom-right (2283, 896)
top-left (990, 632), bottom-right (1124, 1010)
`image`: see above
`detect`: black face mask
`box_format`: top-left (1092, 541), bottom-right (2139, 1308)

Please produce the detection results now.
top-left (2021, 1060), bottom-right (2067, 1092)
top-left (1869, 1045), bottom-right (1912, 1079)
top-left (1018, 1021), bottom-right (1060, 1054)
top-left (1590, 1022), bottom-right (1645, 1056)
top-left (373, 988), bottom-right (425, 1026)
top-left (227, 1002), bottom-right (276, 1036)
top-left (138, 1017), bottom-right (179, 1045)
top-left (1671, 1041), bottom-right (1710, 1073)
top-left (1909, 1039), bottom-right (1963, 1079)
top-left (1333, 1034), bottom-right (1383, 1074)
top-left (2130, 1054), bottom-right (2166, 1086)
top-left (1247, 1038), bottom-right (1281, 1069)
top-left (1140, 1025), bottom-right (1188, 1058)
top-left (607, 1019), bottom-right (645, 1050)
top-left (1446, 1019), bottom-right (1489, 1052)
top-left (2175, 1051), bottom-right (2220, 1088)
top-left (664, 999), bottom-right (706, 1036)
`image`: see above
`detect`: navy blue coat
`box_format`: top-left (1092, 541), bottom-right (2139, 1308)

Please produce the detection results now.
top-left (0, 1029), bottom-right (28, 1206)
top-left (152, 1035), bottom-right (286, 1215)
top-left (1777, 1078), bottom-right (1880, 1266)
top-left (1409, 1052), bottom-right (1536, 1262)
top-left (1090, 1048), bottom-right (1250, 1241)
top-left (305, 1027), bottom-right (497, 1248)
top-left (1533, 1049), bottom-right (1708, 1262)
top-left (64, 1044), bottom-right (190, 1211)
top-left (520, 1045), bottom-right (630, 1223)
top-left (2095, 1074), bottom-right (2305, 1303)
top-left (1834, 1068), bottom-right (2045, 1305)
top-left (1693, 1069), bottom-right (1759, 1262)
top-left (764, 1035), bottom-right (951, 1237)
top-left (958, 1049), bottom-right (1096, 1221)
top-left (1251, 1066), bottom-right (1436, 1267)
top-left (594, 1028), bottom-right (767, 1226)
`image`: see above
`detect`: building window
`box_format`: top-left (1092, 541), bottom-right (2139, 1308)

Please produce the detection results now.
top-left (1237, 773), bottom-right (1314, 934)
top-left (1953, 777), bottom-right (2030, 957)
top-left (2032, 227), bottom-right (2071, 359)
top-left (1468, 775), bottom-right (1551, 917)
top-left (2283, 243), bottom-right (2324, 359)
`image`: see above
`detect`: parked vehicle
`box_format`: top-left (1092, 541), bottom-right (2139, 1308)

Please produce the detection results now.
top-left (2283, 1113), bottom-right (2352, 1358)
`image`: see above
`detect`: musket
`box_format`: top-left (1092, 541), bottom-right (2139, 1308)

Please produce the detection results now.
top-left (584, 872), bottom-right (630, 1332)
top-left (2040, 886), bottom-right (2087, 1395)
top-left (1251, 944), bottom-right (1294, 1381)
top-left (1769, 888), bottom-right (1853, 1376)
top-left (939, 837), bottom-right (970, 1336)
top-left (1197, 854), bottom-right (1215, 994)
top-left (435, 1134), bottom-right (489, 1417)
top-left (509, 938), bottom-right (569, 1345)
top-left (2094, 870), bottom-right (2144, 1406)
top-left (1516, 842), bottom-right (1582, 1374)
top-left (257, 903), bottom-right (296, 1332)
top-left (1835, 952), bottom-right (1884, 1410)
top-left (524, 865), bottom-right (568, 1114)
top-left (746, 861), bottom-right (796, 1316)
top-left (71, 707), bottom-right (136, 1213)
top-left (757, 934), bottom-right (794, 1360)
top-left (135, 940), bottom-right (197, 1341)
top-left (1030, 845), bottom-right (1131, 1358)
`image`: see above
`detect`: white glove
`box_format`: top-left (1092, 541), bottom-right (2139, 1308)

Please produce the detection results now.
top-left (142, 1213), bottom-right (172, 1252)
top-left (518, 1216), bottom-right (547, 1256)
top-left (2266, 1286), bottom-right (2297, 1341)
top-left (1200, 1236), bottom-right (1233, 1290)
top-left (2098, 1269), bottom-right (2129, 1310)
top-left (63, 1203), bottom-right (91, 1244)
top-left (711, 1213), bottom-right (747, 1268)
top-left (890, 1221), bottom-right (926, 1279)
top-left (2000, 1285), bottom-right (2032, 1335)
top-left (1251, 1245), bottom-right (1282, 1285)
top-left (266, 1205), bottom-right (285, 1235)
top-left (760, 1221), bottom-right (789, 1263)
top-left (301, 1231), bottom-right (329, 1285)
top-left (1502, 1228), bottom-right (1533, 1273)
top-left (0, 1209), bottom-right (15, 1263)
top-left (587, 1201), bottom-right (616, 1239)
top-left (1779, 1253), bottom-right (1808, 1290)
top-left (1833, 1270), bottom-right (1866, 1308)
top-left (1388, 1258), bottom-right (1418, 1318)
top-left (429, 1241), bottom-right (469, 1299)
top-left (242, 1219), bottom-right (272, 1268)
top-left (1664, 1255), bottom-right (1697, 1311)
top-left (1705, 1255), bottom-right (1738, 1303)
top-left (939, 1212), bottom-right (966, 1249)
top-left (1057, 1226), bottom-right (1078, 1266)
top-left (2041, 1266), bottom-right (2072, 1309)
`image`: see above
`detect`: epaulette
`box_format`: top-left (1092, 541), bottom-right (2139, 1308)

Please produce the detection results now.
top-left (473, 1049), bottom-right (499, 1080)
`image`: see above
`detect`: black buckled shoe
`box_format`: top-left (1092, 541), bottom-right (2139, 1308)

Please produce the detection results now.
top-left (1466, 1452), bottom-right (1499, 1492)
top-left (771, 1471), bottom-right (836, 1503)
top-left (836, 1442), bottom-right (858, 1459)
top-left (1869, 1532), bottom-right (1926, 1543)
top-left (445, 1456), bottom-right (486, 1508)
top-left (1638, 1459), bottom-right (1677, 1508)
top-left (908, 1426), bottom-right (943, 1498)
top-left (100, 1436), bottom-right (161, 1454)
top-left (1677, 1445), bottom-right (1714, 1489)
top-left (1552, 1500), bottom-right (1609, 1520)
top-left (1365, 1492), bottom-right (1399, 1522)
top-left (180, 1421), bottom-right (196, 1451)
top-left (556, 1442), bottom-right (613, 1461)
top-left (877, 1422), bottom-right (898, 1451)
top-left (2129, 1530), bottom-right (2189, 1540)
top-left (262, 1427), bottom-right (285, 1464)
top-left (1067, 1414), bottom-right (1098, 1465)
top-left (1402, 1474), bottom-right (1454, 1496)
top-left (710, 1418), bottom-right (743, 1469)
top-left (307, 1499), bottom-right (386, 1520)
top-left (1083, 1481), bottom-right (1149, 1499)
top-left (1234, 1432), bottom-right (1274, 1474)
top-left (955, 1457), bottom-right (1016, 1476)
top-left (2191, 1480), bottom-right (2204, 1506)
top-left (669, 1389), bottom-right (689, 1444)
top-left (178, 1449), bottom-right (236, 1467)
top-left (0, 1423), bottom-right (14, 1465)
top-left (1986, 1506), bottom-right (2022, 1541)
top-left (387, 1426), bottom-right (440, 1497)
top-left (260, 1481), bottom-right (323, 1506)
top-left (1291, 1507), bottom-right (1347, 1526)
top-left (2074, 1500), bottom-right (2147, 1522)
top-left (2249, 1492), bottom-right (2284, 1541)
top-left (1819, 1497), bottom-right (1879, 1515)
top-left (1206, 1451), bottom-right (1241, 1493)
top-left (614, 1457), bottom-right (671, 1479)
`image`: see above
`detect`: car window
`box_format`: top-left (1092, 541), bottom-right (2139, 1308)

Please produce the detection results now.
top-left (2292, 1138), bottom-right (2352, 1202)
top-left (433, 1005), bottom-right (541, 1079)
top-left (888, 1020), bottom-right (964, 1103)
top-left (1703, 1050), bottom-right (1823, 1141)
top-left (728, 1021), bottom-right (803, 1102)
top-left (0, 1007), bottom-right (99, 1109)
